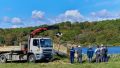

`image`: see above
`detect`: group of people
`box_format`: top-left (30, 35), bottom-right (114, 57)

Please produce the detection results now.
top-left (69, 44), bottom-right (108, 63)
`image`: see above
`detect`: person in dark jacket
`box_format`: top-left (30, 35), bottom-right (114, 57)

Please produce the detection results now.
top-left (87, 46), bottom-right (94, 63)
top-left (76, 45), bottom-right (82, 63)
top-left (103, 46), bottom-right (108, 62)
top-left (70, 46), bottom-right (75, 63)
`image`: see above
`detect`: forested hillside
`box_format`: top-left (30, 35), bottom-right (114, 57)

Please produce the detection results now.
top-left (0, 19), bottom-right (120, 46)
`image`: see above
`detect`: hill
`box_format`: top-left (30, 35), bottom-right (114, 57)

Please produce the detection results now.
top-left (0, 19), bottom-right (120, 46)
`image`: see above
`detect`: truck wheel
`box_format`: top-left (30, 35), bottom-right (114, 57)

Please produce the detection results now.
top-left (48, 57), bottom-right (53, 62)
top-left (0, 54), bottom-right (7, 63)
top-left (28, 54), bottom-right (36, 63)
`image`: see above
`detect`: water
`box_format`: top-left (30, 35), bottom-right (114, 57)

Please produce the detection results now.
top-left (78, 46), bottom-right (120, 54)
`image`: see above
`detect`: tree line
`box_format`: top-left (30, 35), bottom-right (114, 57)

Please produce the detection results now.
top-left (0, 19), bottom-right (120, 46)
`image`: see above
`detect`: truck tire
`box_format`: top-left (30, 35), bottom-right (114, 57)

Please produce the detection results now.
top-left (28, 54), bottom-right (36, 63)
top-left (47, 57), bottom-right (53, 62)
top-left (0, 54), bottom-right (7, 63)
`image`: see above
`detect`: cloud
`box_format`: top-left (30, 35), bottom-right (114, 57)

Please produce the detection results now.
top-left (118, 13), bottom-right (120, 17)
top-left (32, 10), bottom-right (45, 19)
top-left (90, 9), bottom-right (111, 18)
top-left (2, 9), bottom-right (120, 28)
top-left (11, 25), bottom-right (18, 28)
top-left (36, 20), bottom-right (48, 25)
top-left (11, 17), bottom-right (22, 24)
top-left (31, 10), bottom-right (52, 25)
top-left (2, 16), bottom-right (23, 25)
top-left (2, 16), bottom-right (10, 22)
top-left (50, 9), bottom-right (120, 23)
top-left (89, 9), bottom-right (120, 21)
top-left (64, 10), bottom-right (83, 18)
top-left (51, 10), bottom-right (84, 23)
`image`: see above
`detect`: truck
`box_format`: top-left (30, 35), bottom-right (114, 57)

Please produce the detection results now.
top-left (0, 26), bottom-right (62, 63)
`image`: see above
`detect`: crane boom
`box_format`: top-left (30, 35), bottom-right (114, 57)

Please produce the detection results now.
top-left (30, 26), bottom-right (61, 38)
top-left (30, 27), bottom-right (48, 37)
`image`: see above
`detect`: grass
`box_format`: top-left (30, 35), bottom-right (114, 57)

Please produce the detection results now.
top-left (0, 54), bottom-right (120, 68)
top-left (0, 62), bottom-right (120, 68)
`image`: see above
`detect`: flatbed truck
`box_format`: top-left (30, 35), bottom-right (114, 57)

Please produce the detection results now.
top-left (0, 26), bottom-right (62, 63)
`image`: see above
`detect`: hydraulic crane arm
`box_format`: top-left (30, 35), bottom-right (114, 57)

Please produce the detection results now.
top-left (30, 26), bottom-right (61, 38)
top-left (30, 27), bottom-right (48, 37)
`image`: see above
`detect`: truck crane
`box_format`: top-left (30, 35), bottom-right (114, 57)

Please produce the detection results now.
top-left (0, 26), bottom-right (62, 63)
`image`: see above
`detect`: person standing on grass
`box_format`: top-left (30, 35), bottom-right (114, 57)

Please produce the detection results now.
top-left (100, 44), bottom-right (105, 62)
top-left (87, 46), bottom-right (94, 63)
top-left (103, 46), bottom-right (108, 62)
top-left (70, 46), bottom-right (75, 63)
top-left (95, 45), bottom-right (101, 63)
top-left (76, 45), bottom-right (82, 63)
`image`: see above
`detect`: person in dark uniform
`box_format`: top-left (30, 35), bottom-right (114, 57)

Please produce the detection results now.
top-left (104, 46), bottom-right (108, 62)
top-left (70, 46), bottom-right (75, 63)
top-left (87, 46), bottom-right (94, 63)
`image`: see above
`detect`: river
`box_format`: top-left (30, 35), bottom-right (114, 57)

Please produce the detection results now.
top-left (80, 46), bottom-right (120, 54)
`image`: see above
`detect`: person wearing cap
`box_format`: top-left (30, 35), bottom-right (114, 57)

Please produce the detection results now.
top-left (95, 45), bottom-right (101, 63)
top-left (100, 44), bottom-right (105, 62)
top-left (100, 44), bottom-right (108, 62)
top-left (87, 46), bottom-right (94, 63)
top-left (76, 45), bottom-right (82, 63)
top-left (70, 46), bottom-right (75, 63)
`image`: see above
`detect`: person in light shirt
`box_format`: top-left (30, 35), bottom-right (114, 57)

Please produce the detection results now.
top-left (95, 45), bottom-right (101, 63)
top-left (76, 45), bottom-right (82, 63)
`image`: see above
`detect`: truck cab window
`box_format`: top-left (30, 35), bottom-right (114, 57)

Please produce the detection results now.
top-left (40, 39), bottom-right (52, 47)
top-left (33, 39), bottom-right (39, 46)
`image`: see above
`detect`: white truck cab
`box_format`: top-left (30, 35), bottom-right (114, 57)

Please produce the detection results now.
top-left (28, 37), bottom-right (53, 62)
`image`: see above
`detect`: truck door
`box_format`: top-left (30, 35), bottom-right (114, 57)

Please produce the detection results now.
top-left (30, 39), bottom-right (41, 54)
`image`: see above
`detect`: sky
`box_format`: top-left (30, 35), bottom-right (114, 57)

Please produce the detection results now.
top-left (0, 0), bottom-right (120, 28)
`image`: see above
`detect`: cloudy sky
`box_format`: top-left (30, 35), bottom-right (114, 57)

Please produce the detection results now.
top-left (0, 0), bottom-right (120, 28)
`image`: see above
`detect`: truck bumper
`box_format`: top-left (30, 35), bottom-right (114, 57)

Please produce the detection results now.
top-left (35, 54), bottom-right (44, 60)
top-left (35, 53), bottom-right (53, 60)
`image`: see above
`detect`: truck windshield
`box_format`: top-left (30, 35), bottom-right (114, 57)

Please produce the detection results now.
top-left (40, 39), bottom-right (52, 47)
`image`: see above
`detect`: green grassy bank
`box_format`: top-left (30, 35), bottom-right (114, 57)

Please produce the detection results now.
top-left (0, 54), bottom-right (120, 68)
